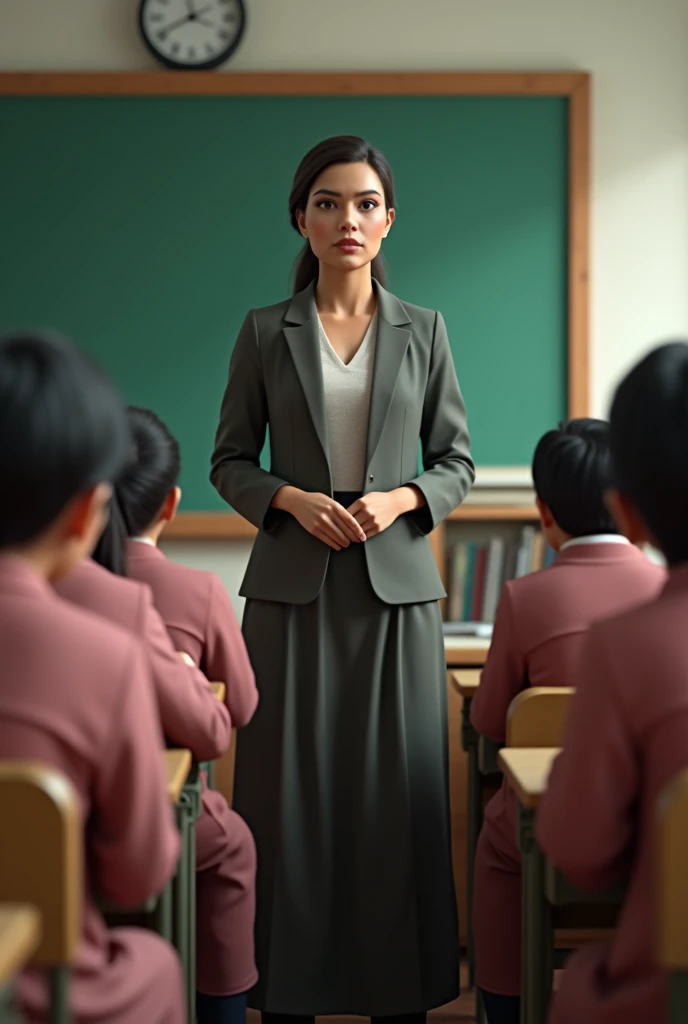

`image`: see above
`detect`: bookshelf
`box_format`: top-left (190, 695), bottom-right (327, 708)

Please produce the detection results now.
top-left (431, 502), bottom-right (543, 626)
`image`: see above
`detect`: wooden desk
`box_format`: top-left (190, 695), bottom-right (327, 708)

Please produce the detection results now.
top-left (209, 682), bottom-right (225, 702)
top-left (499, 747), bottom-right (622, 1024)
top-left (498, 748), bottom-right (559, 808)
top-left (0, 904), bottom-right (40, 988)
top-left (451, 669), bottom-right (481, 697)
top-left (164, 749), bottom-right (191, 804)
top-left (444, 636), bottom-right (490, 667)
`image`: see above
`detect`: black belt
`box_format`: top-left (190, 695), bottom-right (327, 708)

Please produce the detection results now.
top-left (333, 490), bottom-right (363, 507)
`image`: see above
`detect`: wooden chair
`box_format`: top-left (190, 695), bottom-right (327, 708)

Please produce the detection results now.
top-left (0, 763), bottom-right (80, 1024)
top-left (505, 690), bottom-right (624, 1024)
top-left (506, 686), bottom-right (574, 749)
top-left (203, 683), bottom-right (227, 789)
top-left (0, 903), bottom-right (41, 1024)
top-left (657, 766), bottom-right (688, 1023)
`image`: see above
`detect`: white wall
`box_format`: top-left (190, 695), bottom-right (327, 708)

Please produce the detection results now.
top-left (2, 0), bottom-right (687, 609)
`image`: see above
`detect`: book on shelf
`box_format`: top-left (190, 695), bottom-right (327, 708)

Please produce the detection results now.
top-left (445, 526), bottom-right (556, 626)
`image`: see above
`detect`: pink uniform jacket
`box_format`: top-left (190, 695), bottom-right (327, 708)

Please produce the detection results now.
top-left (56, 556), bottom-right (258, 997)
top-left (55, 559), bottom-right (231, 761)
top-left (538, 563), bottom-right (688, 1023)
top-left (470, 542), bottom-right (665, 996)
top-left (126, 540), bottom-right (257, 727)
top-left (0, 556), bottom-right (184, 1024)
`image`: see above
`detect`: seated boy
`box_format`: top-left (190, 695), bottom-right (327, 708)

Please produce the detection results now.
top-left (470, 418), bottom-right (665, 1024)
top-left (537, 342), bottom-right (688, 1023)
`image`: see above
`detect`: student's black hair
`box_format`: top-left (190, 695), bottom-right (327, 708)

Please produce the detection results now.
top-left (531, 418), bottom-right (618, 537)
top-left (609, 340), bottom-right (688, 566)
top-left (0, 330), bottom-right (130, 548)
top-left (289, 135), bottom-right (395, 294)
top-left (93, 406), bottom-right (180, 577)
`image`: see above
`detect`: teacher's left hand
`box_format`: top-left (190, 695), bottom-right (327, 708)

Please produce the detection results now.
top-left (347, 491), bottom-right (405, 539)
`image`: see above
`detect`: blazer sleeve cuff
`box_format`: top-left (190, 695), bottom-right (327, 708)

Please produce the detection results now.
top-left (404, 464), bottom-right (474, 535)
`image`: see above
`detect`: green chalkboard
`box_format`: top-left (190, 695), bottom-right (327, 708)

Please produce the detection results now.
top-left (0, 94), bottom-right (567, 511)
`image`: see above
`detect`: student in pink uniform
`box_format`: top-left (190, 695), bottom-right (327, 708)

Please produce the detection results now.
top-left (0, 331), bottom-right (184, 1024)
top-left (537, 341), bottom-right (688, 1024)
top-left (83, 407), bottom-right (258, 1024)
top-left (470, 419), bottom-right (665, 1024)
top-left (101, 406), bottom-right (257, 729)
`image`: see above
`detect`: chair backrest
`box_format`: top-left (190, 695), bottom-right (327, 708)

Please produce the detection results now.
top-left (0, 762), bottom-right (81, 966)
top-left (657, 767), bottom-right (688, 970)
top-left (506, 687), bottom-right (574, 748)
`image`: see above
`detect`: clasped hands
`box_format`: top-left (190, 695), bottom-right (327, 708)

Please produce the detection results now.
top-left (274, 486), bottom-right (422, 551)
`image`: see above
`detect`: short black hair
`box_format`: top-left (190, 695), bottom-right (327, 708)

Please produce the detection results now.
top-left (610, 340), bottom-right (688, 566)
top-left (532, 418), bottom-right (618, 537)
top-left (93, 406), bottom-right (180, 577)
top-left (0, 330), bottom-right (130, 548)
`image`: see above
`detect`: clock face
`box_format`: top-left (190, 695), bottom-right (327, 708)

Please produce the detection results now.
top-left (139, 0), bottom-right (246, 70)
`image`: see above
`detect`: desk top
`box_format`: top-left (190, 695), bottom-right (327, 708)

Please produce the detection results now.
top-left (451, 669), bottom-right (481, 696)
top-left (163, 749), bottom-right (191, 803)
top-left (209, 682), bottom-right (226, 702)
top-left (0, 904), bottom-right (40, 986)
top-left (444, 636), bottom-right (490, 667)
top-left (498, 748), bottom-right (560, 808)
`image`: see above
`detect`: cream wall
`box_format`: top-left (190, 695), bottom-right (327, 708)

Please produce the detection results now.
top-left (2, 0), bottom-right (687, 611)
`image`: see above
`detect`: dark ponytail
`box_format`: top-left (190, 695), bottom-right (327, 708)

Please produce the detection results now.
top-left (92, 407), bottom-right (180, 578)
top-left (288, 135), bottom-right (396, 295)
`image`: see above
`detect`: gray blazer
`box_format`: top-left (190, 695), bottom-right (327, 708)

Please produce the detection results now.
top-left (210, 280), bottom-right (475, 605)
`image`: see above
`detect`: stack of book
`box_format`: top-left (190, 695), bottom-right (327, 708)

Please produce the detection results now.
top-left (444, 526), bottom-right (555, 628)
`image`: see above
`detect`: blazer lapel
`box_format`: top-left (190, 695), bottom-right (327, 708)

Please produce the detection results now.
top-left (365, 282), bottom-right (412, 467)
top-left (283, 283), bottom-right (330, 465)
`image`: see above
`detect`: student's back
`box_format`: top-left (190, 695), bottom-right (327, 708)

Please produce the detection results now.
top-left (92, 405), bottom-right (257, 729)
top-left (538, 343), bottom-right (688, 1023)
top-left (56, 557), bottom-right (232, 760)
top-left (471, 540), bottom-right (664, 744)
top-left (0, 332), bottom-right (183, 1024)
top-left (127, 541), bottom-right (257, 725)
top-left (470, 420), bottom-right (665, 1021)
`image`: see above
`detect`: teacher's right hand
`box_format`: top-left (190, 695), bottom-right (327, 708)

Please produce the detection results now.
top-left (272, 486), bottom-right (367, 550)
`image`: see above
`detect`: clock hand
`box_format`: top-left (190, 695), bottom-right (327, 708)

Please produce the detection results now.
top-left (185, 0), bottom-right (195, 12)
top-left (158, 5), bottom-right (212, 37)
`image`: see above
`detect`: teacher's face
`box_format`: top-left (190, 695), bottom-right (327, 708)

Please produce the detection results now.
top-left (296, 161), bottom-right (394, 275)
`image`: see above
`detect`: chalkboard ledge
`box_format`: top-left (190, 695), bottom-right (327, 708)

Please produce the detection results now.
top-left (163, 505), bottom-right (539, 540)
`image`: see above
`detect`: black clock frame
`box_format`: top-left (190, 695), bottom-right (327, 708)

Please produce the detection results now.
top-left (138, 0), bottom-right (246, 71)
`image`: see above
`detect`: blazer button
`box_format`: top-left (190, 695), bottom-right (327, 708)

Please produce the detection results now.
top-left (368, 474), bottom-right (374, 482)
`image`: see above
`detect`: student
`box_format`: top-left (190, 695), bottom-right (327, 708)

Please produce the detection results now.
top-left (0, 331), bottom-right (183, 1024)
top-left (537, 343), bottom-right (688, 1023)
top-left (76, 412), bottom-right (257, 1024)
top-left (97, 405), bottom-right (257, 728)
top-left (470, 418), bottom-right (665, 1024)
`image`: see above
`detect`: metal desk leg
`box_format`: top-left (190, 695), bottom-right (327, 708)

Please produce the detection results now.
top-left (175, 776), bottom-right (202, 1024)
top-left (518, 807), bottom-right (553, 1024)
top-left (461, 695), bottom-right (482, 989)
top-left (669, 971), bottom-right (688, 1024)
top-left (48, 966), bottom-right (71, 1024)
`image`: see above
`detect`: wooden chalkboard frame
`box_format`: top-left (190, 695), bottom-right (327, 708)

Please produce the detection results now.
top-left (0, 71), bottom-right (589, 539)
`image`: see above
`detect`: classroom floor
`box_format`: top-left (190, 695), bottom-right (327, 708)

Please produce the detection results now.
top-left (246, 961), bottom-right (477, 1024)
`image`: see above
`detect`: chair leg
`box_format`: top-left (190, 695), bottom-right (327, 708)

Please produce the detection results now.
top-left (48, 966), bottom-right (71, 1024)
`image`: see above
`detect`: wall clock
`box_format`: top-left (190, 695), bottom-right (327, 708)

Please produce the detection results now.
top-left (139, 0), bottom-right (246, 70)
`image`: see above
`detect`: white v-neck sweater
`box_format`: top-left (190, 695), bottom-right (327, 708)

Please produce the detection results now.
top-left (319, 313), bottom-right (377, 492)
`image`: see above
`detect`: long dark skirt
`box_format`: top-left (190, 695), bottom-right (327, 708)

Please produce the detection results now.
top-left (233, 533), bottom-right (459, 1016)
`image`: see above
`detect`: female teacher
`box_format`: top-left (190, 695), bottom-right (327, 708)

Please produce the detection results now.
top-left (211, 135), bottom-right (474, 1024)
